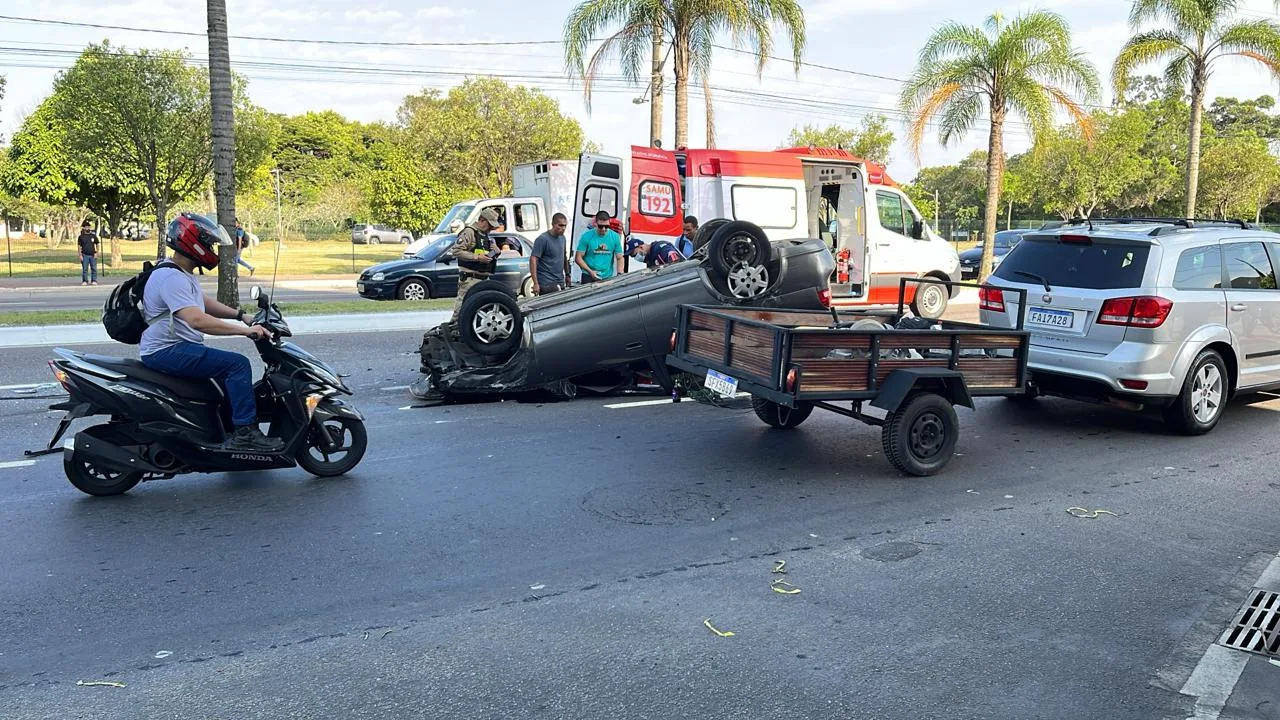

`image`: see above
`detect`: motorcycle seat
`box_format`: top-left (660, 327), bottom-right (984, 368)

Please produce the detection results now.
top-left (81, 354), bottom-right (226, 403)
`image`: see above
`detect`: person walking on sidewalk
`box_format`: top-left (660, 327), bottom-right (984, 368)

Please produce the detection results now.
top-left (77, 220), bottom-right (100, 285)
top-left (234, 219), bottom-right (255, 276)
top-left (445, 208), bottom-right (501, 322)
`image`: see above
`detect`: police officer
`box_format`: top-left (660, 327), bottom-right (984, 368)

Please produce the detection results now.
top-left (446, 208), bottom-right (501, 323)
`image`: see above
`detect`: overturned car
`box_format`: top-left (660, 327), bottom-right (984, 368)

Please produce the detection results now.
top-left (416, 221), bottom-right (836, 400)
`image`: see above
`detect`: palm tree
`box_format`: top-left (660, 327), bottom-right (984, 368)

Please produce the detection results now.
top-left (1114, 0), bottom-right (1280, 218)
top-left (207, 0), bottom-right (238, 305)
top-left (564, 0), bottom-right (805, 149)
top-left (901, 11), bottom-right (1099, 280)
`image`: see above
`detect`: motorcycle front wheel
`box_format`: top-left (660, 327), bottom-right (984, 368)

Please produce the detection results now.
top-left (296, 416), bottom-right (368, 477)
top-left (64, 450), bottom-right (143, 496)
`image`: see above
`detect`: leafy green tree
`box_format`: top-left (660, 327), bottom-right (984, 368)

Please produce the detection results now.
top-left (563, 0), bottom-right (806, 148)
top-left (1114, 0), bottom-right (1280, 217)
top-left (50, 43), bottom-right (213, 259)
top-left (1208, 95), bottom-right (1280, 142)
top-left (783, 115), bottom-right (895, 164)
top-left (369, 147), bottom-right (462, 235)
top-left (909, 151), bottom-right (990, 237)
top-left (901, 11), bottom-right (1099, 280)
top-left (400, 77), bottom-right (590, 197)
top-left (1198, 134), bottom-right (1280, 220)
top-left (1021, 109), bottom-right (1151, 219)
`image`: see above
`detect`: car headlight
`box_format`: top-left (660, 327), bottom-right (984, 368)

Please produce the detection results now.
top-left (372, 272), bottom-right (385, 281)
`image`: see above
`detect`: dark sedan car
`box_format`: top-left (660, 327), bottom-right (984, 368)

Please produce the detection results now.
top-left (416, 220), bottom-right (836, 400)
top-left (357, 232), bottom-right (534, 301)
top-left (958, 229), bottom-right (1031, 279)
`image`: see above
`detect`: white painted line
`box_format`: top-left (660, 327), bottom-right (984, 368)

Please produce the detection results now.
top-left (1179, 643), bottom-right (1250, 720)
top-left (0, 383), bottom-right (45, 391)
top-left (605, 392), bottom-right (750, 409)
top-left (1253, 551), bottom-right (1280, 592)
top-left (380, 385), bottom-right (410, 392)
top-left (0, 460), bottom-right (36, 470)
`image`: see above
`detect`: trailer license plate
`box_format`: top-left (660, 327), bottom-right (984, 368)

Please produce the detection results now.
top-left (1027, 307), bottom-right (1075, 329)
top-left (705, 369), bottom-right (738, 397)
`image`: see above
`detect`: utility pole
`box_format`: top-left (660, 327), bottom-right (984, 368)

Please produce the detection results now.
top-left (272, 168), bottom-right (285, 250)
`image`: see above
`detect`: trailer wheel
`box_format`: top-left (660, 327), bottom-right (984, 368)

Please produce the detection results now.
top-left (751, 397), bottom-right (814, 429)
top-left (881, 392), bottom-right (958, 476)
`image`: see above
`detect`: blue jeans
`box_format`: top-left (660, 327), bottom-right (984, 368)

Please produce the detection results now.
top-left (141, 342), bottom-right (257, 427)
top-left (81, 255), bottom-right (97, 283)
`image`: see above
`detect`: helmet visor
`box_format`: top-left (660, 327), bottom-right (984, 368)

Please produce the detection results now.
top-left (210, 222), bottom-right (233, 246)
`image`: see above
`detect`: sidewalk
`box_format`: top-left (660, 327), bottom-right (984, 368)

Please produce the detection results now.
top-left (0, 273), bottom-right (359, 292)
top-left (0, 310), bottom-right (447, 348)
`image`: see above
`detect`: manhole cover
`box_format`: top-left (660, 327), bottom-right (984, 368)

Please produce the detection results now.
top-left (860, 541), bottom-right (922, 562)
top-left (1218, 589), bottom-right (1280, 658)
top-left (581, 485), bottom-right (726, 526)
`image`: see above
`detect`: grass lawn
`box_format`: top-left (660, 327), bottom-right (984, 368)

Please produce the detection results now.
top-left (0, 235), bottom-right (413, 278)
top-left (0, 298), bottom-right (452, 327)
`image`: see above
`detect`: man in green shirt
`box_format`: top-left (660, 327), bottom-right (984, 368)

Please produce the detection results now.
top-left (574, 210), bottom-right (623, 283)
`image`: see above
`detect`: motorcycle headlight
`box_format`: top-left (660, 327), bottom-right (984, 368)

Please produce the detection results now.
top-left (372, 272), bottom-right (386, 281)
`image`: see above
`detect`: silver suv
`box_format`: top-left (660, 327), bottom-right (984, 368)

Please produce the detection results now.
top-left (979, 218), bottom-right (1280, 434)
top-left (352, 224), bottom-right (412, 245)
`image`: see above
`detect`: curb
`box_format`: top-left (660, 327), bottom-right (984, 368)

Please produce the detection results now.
top-left (0, 311), bottom-right (449, 348)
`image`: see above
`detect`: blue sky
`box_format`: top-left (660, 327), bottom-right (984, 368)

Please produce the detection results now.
top-left (4, 0), bottom-right (1280, 181)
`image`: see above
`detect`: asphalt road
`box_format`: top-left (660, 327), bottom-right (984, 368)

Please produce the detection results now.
top-left (0, 279), bottom-right (359, 312)
top-left (1, 329), bottom-right (1278, 719)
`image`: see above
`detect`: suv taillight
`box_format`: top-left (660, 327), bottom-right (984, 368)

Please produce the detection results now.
top-left (979, 286), bottom-right (1005, 312)
top-left (818, 288), bottom-right (831, 308)
top-left (1097, 296), bottom-right (1173, 328)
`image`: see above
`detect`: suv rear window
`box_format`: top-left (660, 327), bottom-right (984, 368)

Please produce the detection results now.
top-left (992, 236), bottom-right (1150, 290)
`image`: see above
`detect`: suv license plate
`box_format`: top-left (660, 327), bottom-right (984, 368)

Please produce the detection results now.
top-left (1027, 307), bottom-right (1075, 328)
top-left (705, 369), bottom-right (738, 397)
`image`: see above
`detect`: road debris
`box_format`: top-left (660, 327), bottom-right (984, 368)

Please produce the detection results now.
top-left (703, 619), bottom-right (735, 637)
top-left (77, 680), bottom-right (126, 688)
top-left (771, 580), bottom-right (802, 595)
top-left (529, 584), bottom-right (545, 591)
top-left (1066, 507), bottom-right (1119, 519)
top-left (153, 651), bottom-right (172, 659)
top-left (772, 560), bottom-right (787, 574)
top-left (1270, 658), bottom-right (1280, 669)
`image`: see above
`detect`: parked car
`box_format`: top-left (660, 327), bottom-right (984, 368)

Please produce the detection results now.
top-left (979, 217), bottom-right (1280, 434)
top-left (352, 223), bottom-right (413, 245)
top-left (959, 229), bottom-right (1032, 279)
top-left (358, 233), bottom-right (534, 301)
top-left (416, 221), bottom-right (836, 399)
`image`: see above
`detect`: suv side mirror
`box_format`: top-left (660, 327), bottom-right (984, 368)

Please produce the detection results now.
top-left (911, 219), bottom-right (925, 240)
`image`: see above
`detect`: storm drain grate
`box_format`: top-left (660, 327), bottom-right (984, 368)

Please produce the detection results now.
top-left (1218, 589), bottom-right (1280, 658)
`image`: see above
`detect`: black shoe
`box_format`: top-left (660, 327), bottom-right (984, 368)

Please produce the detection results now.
top-left (223, 426), bottom-right (285, 452)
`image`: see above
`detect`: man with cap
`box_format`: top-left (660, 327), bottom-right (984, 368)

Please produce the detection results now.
top-left (626, 236), bottom-right (685, 269)
top-left (445, 207), bottom-right (502, 322)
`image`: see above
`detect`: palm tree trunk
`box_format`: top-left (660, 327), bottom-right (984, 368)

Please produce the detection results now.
top-left (1184, 64), bottom-right (1207, 218)
top-left (650, 31), bottom-right (664, 148)
top-left (673, 31), bottom-right (689, 149)
top-left (703, 75), bottom-right (716, 148)
top-left (980, 112), bottom-right (1006, 282)
top-left (208, 0), bottom-right (239, 306)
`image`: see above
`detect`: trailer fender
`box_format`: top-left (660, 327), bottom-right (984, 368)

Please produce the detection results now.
top-left (870, 369), bottom-right (974, 413)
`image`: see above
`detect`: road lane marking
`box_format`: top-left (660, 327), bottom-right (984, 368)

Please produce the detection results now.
top-left (380, 385), bottom-right (411, 392)
top-left (605, 392), bottom-right (750, 409)
top-left (0, 460), bottom-right (37, 470)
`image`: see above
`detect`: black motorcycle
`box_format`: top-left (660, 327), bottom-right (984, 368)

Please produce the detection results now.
top-left (32, 286), bottom-right (367, 496)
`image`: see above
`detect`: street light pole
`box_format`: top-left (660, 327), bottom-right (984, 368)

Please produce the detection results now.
top-left (272, 168), bottom-right (285, 250)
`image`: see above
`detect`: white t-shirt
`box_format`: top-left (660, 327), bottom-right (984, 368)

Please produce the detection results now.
top-left (139, 265), bottom-right (206, 356)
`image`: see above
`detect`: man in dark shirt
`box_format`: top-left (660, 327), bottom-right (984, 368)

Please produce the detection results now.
top-left (77, 220), bottom-right (99, 286)
top-left (625, 237), bottom-right (685, 269)
top-left (530, 212), bottom-right (570, 295)
top-left (678, 215), bottom-right (698, 257)
top-left (445, 208), bottom-right (501, 322)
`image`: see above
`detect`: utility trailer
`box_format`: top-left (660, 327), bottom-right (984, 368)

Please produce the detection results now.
top-left (666, 280), bottom-right (1030, 476)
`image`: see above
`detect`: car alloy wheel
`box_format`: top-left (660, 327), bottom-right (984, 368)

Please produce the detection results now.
top-left (400, 280), bottom-right (428, 301)
top-left (472, 302), bottom-right (515, 344)
top-left (1190, 363), bottom-right (1223, 425)
top-left (726, 263), bottom-right (770, 299)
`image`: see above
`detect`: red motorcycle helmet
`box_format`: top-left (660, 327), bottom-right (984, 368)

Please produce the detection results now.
top-left (166, 213), bottom-right (229, 270)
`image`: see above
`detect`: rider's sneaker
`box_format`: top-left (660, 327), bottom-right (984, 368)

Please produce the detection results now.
top-left (223, 426), bottom-right (285, 452)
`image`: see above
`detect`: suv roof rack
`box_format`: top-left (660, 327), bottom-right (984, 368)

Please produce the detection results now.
top-left (1051, 216), bottom-right (1253, 234)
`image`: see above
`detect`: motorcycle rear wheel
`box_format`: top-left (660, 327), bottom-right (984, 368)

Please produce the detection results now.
top-left (297, 416), bottom-right (368, 477)
top-left (64, 450), bottom-right (144, 496)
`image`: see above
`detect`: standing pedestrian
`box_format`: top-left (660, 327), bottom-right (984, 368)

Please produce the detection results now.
top-left (445, 208), bottom-right (501, 322)
top-left (77, 220), bottom-right (99, 285)
top-left (530, 212), bottom-right (570, 296)
top-left (234, 219), bottom-right (255, 276)
top-left (678, 215), bottom-right (698, 258)
top-left (574, 210), bottom-right (623, 284)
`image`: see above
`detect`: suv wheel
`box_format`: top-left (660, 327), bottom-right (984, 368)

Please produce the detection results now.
top-left (1164, 349), bottom-right (1228, 435)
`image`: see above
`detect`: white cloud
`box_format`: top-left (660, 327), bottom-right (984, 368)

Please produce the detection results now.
top-left (416, 6), bottom-right (475, 20)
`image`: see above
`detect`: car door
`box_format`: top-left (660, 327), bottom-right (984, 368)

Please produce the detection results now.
top-left (491, 235), bottom-right (530, 293)
top-left (1222, 240), bottom-right (1280, 387)
top-left (869, 189), bottom-right (914, 304)
top-left (572, 152), bottom-right (626, 282)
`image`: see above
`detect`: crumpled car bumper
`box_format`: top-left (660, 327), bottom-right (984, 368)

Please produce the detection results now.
top-left (417, 325), bottom-right (575, 400)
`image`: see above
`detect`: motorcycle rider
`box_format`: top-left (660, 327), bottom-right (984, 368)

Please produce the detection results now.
top-left (139, 213), bottom-right (283, 452)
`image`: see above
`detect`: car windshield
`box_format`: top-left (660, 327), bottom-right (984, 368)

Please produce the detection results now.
top-left (416, 236), bottom-right (456, 261)
top-left (992, 235), bottom-right (1150, 290)
top-left (433, 204), bottom-right (474, 234)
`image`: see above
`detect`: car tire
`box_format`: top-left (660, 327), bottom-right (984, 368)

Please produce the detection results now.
top-left (751, 397), bottom-right (814, 429)
top-left (1164, 349), bottom-right (1228, 435)
top-left (459, 284), bottom-right (524, 357)
top-left (692, 218), bottom-right (731, 253)
top-left (398, 278), bottom-right (431, 301)
top-left (520, 276), bottom-right (534, 298)
top-left (707, 221), bottom-right (772, 277)
top-left (881, 392), bottom-right (958, 477)
top-left (401, 236), bottom-right (411, 244)
top-left (369, 236), bottom-right (380, 245)
top-left (911, 280), bottom-right (949, 319)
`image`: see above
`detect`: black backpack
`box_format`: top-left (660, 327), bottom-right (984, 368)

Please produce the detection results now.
top-left (102, 260), bottom-right (180, 344)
